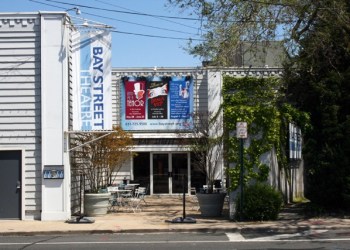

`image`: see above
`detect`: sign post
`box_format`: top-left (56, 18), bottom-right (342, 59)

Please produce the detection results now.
top-left (236, 122), bottom-right (247, 221)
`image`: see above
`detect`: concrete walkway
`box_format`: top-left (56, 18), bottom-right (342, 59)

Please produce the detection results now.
top-left (1, 195), bottom-right (350, 235)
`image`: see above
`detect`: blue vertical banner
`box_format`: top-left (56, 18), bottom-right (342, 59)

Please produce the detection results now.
top-left (72, 30), bottom-right (112, 131)
top-left (289, 123), bottom-right (302, 159)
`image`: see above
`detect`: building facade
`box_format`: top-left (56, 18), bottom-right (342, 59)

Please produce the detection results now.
top-left (0, 12), bottom-right (303, 221)
top-left (110, 67), bottom-right (302, 201)
top-left (0, 12), bottom-right (73, 220)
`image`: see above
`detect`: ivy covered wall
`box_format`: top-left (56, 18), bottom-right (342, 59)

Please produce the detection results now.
top-left (222, 76), bottom-right (310, 202)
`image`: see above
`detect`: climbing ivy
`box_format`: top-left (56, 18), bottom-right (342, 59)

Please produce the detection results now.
top-left (222, 76), bottom-right (310, 191)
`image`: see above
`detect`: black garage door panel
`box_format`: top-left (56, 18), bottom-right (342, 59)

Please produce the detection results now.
top-left (0, 150), bottom-right (21, 219)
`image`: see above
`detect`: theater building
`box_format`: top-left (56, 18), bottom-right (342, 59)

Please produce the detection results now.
top-left (0, 11), bottom-right (302, 221)
top-left (110, 66), bottom-right (287, 197)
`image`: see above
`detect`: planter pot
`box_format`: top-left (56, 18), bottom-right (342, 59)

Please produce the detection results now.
top-left (84, 193), bottom-right (111, 216)
top-left (196, 193), bottom-right (226, 217)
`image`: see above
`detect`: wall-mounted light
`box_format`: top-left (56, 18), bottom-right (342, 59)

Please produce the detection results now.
top-left (66, 7), bottom-right (81, 15)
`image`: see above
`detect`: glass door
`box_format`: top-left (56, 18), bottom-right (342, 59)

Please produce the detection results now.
top-left (171, 153), bottom-right (188, 194)
top-left (152, 154), bottom-right (169, 194)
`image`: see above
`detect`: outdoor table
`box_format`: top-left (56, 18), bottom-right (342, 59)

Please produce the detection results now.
top-left (124, 184), bottom-right (140, 195)
top-left (109, 189), bottom-right (133, 209)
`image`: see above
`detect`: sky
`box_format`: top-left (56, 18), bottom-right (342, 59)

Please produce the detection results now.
top-left (1, 0), bottom-right (203, 68)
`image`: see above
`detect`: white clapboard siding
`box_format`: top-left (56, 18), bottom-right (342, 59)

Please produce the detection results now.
top-left (0, 55), bottom-right (38, 63)
top-left (0, 103), bottom-right (40, 110)
top-left (0, 123), bottom-right (40, 130)
top-left (0, 96), bottom-right (40, 103)
top-left (25, 163), bottom-right (42, 172)
top-left (0, 110), bottom-right (38, 116)
top-left (25, 170), bottom-right (42, 178)
top-left (0, 48), bottom-right (38, 56)
top-left (0, 75), bottom-right (40, 83)
top-left (0, 61), bottom-right (38, 69)
top-left (0, 83), bottom-right (38, 90)
top-left (0, 88), bottom-right (39, 95)
top-left (0, 14), bottom-right (42, 220)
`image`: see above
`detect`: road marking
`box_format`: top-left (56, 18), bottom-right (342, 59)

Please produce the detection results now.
top-left (226, 232), bottom-right (245, 242)
top-left (226, 230), bottom-right (350, 242)
top-left (245, 229), bottom-right (329, 241)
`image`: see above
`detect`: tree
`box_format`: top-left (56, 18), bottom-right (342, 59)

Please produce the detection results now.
top-left (283, 2), bottom-right (350, 209)
top-left (168, 0), bottom-right (350, 66)
top-left (70, 126), bottom-right (134, 193)
top-left (180, 111), bottom-right (224, 193)
top-left (170, 0), bottom-right (350, 209)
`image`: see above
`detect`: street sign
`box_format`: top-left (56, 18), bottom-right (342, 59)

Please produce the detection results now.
top-left (236, 122), bottom-right (248, 138)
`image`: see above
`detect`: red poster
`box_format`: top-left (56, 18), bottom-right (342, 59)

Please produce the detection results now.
top-left (125, 81), bottom-right (146, 120)
top-left (147, 81), bottom-right (168, 119)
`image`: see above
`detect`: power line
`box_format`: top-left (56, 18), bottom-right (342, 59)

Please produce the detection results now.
top-left (110, 29), bottom-right (204, 41)
top-left (41, 0), bottom-right (203, 21)
top-left (86, 12), bottom-right (200, 36)
top-left (28, 0), bottom-right (204, 41)
top-left (95, 0), bottom-right (201, 31)
top-left (29, 0), bottom-right (200, 36)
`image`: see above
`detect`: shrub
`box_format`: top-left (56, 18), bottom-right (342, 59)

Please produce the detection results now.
top-left (235, 182), bottom-right (283, 221)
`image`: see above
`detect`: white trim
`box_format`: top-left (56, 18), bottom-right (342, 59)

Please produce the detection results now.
top-left (132, 133), bottom-right (193, 139)
top-left (21, 149), bottom-right (25, 220)
top-left (187, 152), bottom-right (191, 195)
top-left (149, 153), bottom-right (153, 195)
top-left (148, 152), bottom-right (191, 195)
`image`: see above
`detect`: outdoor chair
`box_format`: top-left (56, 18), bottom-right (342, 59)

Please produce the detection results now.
top-left (134, 186), bottom-right (147, 204)
top-left (127, 191), bottom-right (146, 213)
top-left (107, 186), bottom-right (122, 212)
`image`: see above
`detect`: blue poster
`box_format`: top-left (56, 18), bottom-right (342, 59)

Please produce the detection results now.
top-left (170, 79), bottom-right (191, 119)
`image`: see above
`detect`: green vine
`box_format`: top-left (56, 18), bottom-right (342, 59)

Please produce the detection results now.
top-left (222, 76), bottom-right (311, 191)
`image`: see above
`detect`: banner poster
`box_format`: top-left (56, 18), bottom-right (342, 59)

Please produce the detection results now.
top-left (72, 30), bottom-right (112, 131)
top-left (147, 79), bottom-right (169, 119)
top-left (169, 76), bottom-right (191, 119)
top-left (125, 80), bottom-right (146, 119)
top-left (120, 76), bottom-right (194, 131)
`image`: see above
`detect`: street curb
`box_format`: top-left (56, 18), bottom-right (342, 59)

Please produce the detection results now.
top-left (1, 225), bottom-right (350, 236)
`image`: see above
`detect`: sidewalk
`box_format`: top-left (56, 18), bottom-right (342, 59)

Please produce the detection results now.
top-left (1, 195), bottom-right (350, 236)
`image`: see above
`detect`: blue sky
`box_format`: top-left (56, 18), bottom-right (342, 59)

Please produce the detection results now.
top-left (1, 0), bottom-right (203, 68)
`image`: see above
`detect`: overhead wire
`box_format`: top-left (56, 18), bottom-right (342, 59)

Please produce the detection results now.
top-left (39, 0), bottom-right (293, 24)
top-left (40, 0), bottom-right (203, 21)
top-left (110, 30), bottom-right (203, 41)
top-left (28, 0), bottom-right (204, 41)
top-left (95, 0), bottom-right (201, 31)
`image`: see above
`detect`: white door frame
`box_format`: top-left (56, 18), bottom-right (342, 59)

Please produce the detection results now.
top-left (149, 152), bottom-right (190, 195)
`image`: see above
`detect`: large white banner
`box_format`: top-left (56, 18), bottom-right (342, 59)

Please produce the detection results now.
top-left (72, 30), bottom-right (112, 131)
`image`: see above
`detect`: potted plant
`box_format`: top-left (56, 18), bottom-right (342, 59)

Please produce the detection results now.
top-left (184, 111), bottom-right (226, 217)
top-left (71, 126), bottom-right (133, 216)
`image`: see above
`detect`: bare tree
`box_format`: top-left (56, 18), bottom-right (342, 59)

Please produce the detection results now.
top-left (180, 111), bottom-right (223, 193)
top-left (70, 126), bottom-right (134, 193)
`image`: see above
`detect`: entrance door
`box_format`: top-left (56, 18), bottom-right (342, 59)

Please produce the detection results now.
top-left (0, 150), bottom-right (21, 219)
top-left (152, 154), bottom-right (169, 194)
top-left (171, 153), bottom-right (188, 194)
top-left (151, 153), bottom-right (190, 194)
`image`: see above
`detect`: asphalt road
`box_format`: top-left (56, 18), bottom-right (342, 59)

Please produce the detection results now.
top-left (1, 230), bottom-right (350, 249)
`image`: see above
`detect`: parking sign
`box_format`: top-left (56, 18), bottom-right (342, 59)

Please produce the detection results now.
top-left (237, 122), bottom-right (248, 138)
